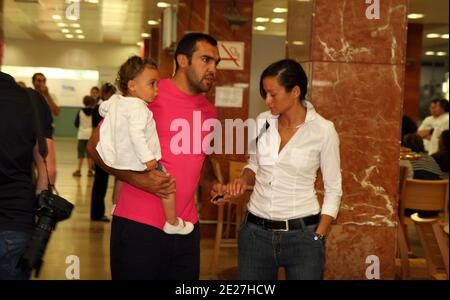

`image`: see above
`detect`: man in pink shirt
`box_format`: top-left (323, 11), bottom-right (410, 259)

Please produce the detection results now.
top-left (87, 33), bottom-right (220, 279)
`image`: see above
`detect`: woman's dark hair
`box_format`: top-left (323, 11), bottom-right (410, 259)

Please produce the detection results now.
top-left (174, 32), bottom-right (218, 71)
top-left (259, 59), bottom-right (308, 101)
top-left (116, 55), bottom-right (158, 94)
top-left (100, 82), bottom-right (116, 97)
top-left (403, 133), bottom-right (426, 153)
top-left (91, 86), bottom-right (100, 93)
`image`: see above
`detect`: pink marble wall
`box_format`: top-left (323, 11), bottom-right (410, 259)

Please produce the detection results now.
top-left (287, 0), bottom-right (409, 279)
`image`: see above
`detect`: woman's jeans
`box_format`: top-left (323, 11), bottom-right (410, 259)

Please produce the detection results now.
top-left (0, 230), bottom-right (32, 280)
top-left (238, 218), bottom-right (325, 280)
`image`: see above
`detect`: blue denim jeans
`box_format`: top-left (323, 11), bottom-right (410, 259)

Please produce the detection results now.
top-left (0, 230), bottom-right (32, 280)
top-left (238, 218), bottom-right (325, 280)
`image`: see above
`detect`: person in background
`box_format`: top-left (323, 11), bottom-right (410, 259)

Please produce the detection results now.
top-left (431, 129), bottom-right (449, 178)
top-left (16, 81), bottom-right (26, 88)
top-left (90, 83), bottom-right (116, 222)
top-left (73, 95), bottom-right (95, 177)
top-left (31, 73), bottom-right (60, 117)
top-left (401, 114), bottom-right (417, 145)
top-left (401, 133), bottom-right (444, 180)
top-left (90, 86), bottom-right (101, 106)
top-left (417, 98), bottom-right (449, 154)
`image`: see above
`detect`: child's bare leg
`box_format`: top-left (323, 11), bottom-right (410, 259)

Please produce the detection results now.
top-left (112, 179), bottom-right (121, 205)
top-left (161, 193), bottom-right (178, 225)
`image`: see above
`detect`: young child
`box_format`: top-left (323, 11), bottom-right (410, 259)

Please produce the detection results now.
top-left (96, 56), bottom-right (193, 235)
top-left (73, 95), bottom-right (95, 177)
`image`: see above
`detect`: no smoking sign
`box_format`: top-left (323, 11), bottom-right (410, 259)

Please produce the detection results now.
top-left (217, 41), bottom-right (245, 71)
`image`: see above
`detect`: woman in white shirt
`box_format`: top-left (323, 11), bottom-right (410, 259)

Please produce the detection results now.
top-left (212, 59), bottom-right (342, 280)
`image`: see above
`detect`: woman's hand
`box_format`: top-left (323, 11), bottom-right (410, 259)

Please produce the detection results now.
top-left (225, 177), bottom-right (248, 198)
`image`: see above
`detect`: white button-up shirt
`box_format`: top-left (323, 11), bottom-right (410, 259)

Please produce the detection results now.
top-left (245, 101), bottom-right (342, 220)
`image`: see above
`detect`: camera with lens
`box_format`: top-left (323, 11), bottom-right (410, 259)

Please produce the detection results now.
top-left (18, 190), bottom-right (74, 277)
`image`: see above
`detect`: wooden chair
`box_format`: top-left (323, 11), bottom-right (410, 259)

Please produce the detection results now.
top-left (411, 213), bottom-right (449, 280)
top-left (399, 179), bottom-right (448, 226)
top-left (397, 179), bottom-right (449, 279)
top-left (210, 159), bottom-right (252, 278)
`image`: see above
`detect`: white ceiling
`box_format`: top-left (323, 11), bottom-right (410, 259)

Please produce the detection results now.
top-left (4, 0), bottom-right (172, 44)
top-left (2, 0), bottom-right (448, 62)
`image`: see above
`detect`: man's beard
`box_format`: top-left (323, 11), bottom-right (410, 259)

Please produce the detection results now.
top-left (186, 68), bottom-right (212, 94)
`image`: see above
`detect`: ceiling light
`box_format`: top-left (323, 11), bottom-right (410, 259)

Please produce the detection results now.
top-left (271, 18), bottom-right (285, 24)
top-left (141, 33), bottom-right (151, 38)
top-left (147, 20), bottom-right (159, 25)
top-left (254, 26), bottom-right (266, 31)
top-left (85, 0), bottom-right (99, 3)
top-left (65, 34), bottom-right (74, 39)
top-left (61, 29), bottom-right (70, 33)
top-left (437, 52), bottom-right (447, 56)
top-left (57, 23), bottom-right (68, 27)
top-left (75, 29), bottom-right (83, 34)
top-left (425, 51), bottom-right (435, 56)
top-left (407, 13), bottom-right (425, 19)
top-left (70, 23), bottom-right (81, 28)
top-left (292, 41), bottom-right (304, 46)
top-left (77, 35), bottom-right (85, 39)
top-left (441, 34), bottom-right (449, 39)
top-left (52, 15), bottom-right (62, 20)
top-left (255, 17), bottom-right (270, 23)
top-left (137, 42), bottom-right (143, 47)
top-left (426, 33), bottom-right (440, 39)
top-left (157, 2), bottom-right (170, 8)
top-left (67, 15), bottom-right (79, 21)
top-left (273, 8), bottom-right (288, 13)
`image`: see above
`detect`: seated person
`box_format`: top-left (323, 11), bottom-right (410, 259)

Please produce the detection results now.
top-left (431, 130), bottom-right (449, 179)
top-left (401, 133), bottom-right (445, 217)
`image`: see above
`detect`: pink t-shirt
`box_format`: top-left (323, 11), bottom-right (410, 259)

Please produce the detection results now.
top-left (113, 79), bottom-right (218, 230)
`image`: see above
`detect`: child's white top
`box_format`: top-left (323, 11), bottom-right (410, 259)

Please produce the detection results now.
top-left (96, 94), bottom-right (161, 171)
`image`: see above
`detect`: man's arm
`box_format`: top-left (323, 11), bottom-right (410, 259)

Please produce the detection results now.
top-left (40, 87), bottom-right (60, 116)
top-left (86, 126), bottom-right (175, 198)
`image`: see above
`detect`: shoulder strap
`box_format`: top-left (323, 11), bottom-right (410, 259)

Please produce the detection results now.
top-left (25, 88), bottom-right (53, 193)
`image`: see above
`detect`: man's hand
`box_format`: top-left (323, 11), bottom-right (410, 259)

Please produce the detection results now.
top-left (131, 170), bottom-right (175, 198)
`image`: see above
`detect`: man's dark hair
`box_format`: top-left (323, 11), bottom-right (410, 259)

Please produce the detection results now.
top-left (431, 98), bottom-right (449, 112)
top-left (260, 59), bottom-right (308, 101)
top-left (32, 72), bottom-right (45, 83)
top-left (174, 32), bottom-right (218, 71)
top-left (403, 133), bottom-right (426, 153)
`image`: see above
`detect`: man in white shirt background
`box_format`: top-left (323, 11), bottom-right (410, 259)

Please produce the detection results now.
top-left (417, 98), bottom-right (449, 154)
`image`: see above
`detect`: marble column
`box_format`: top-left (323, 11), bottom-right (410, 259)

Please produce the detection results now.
top-left (287, 0), bottom-right (408, 279)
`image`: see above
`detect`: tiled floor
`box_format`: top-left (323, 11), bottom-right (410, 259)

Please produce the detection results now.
top-left (31, 137), bottom-right (237, 280)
